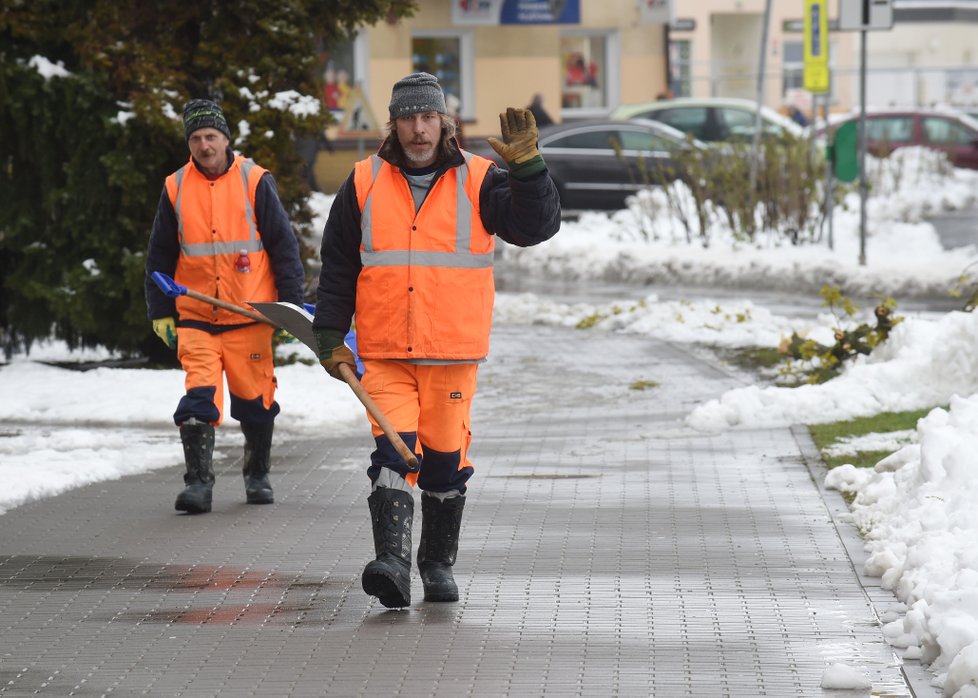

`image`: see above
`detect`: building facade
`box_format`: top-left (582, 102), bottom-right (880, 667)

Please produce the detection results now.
top-left (312, 0), bottom-right (978, 191)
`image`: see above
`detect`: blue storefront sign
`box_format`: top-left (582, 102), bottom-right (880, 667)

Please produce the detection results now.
top-left (453, 0), bottom-right (580, 25)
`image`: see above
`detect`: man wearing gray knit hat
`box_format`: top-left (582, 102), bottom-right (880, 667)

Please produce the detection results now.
top-left (312, 71), bottom-right (561, 610)
top-left (387, 71), bottom-right (448, 120)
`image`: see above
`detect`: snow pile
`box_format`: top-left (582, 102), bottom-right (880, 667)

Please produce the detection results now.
top-left (826, 394), bottom-right (978, 695)
top-left (687, 310), bottom-right (978, 430)
top-left (500, 146), bottom-right (978, 300)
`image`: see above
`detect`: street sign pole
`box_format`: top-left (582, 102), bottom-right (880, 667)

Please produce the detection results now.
top-left (748, 0), bottom-right (773, 220)
top-left (804, 0), bottom-right (831, 249)
top-left (858, 25), bottom-right (868, 266)
top-left (824, 94), bottom-right (835, 250)
top-left (838, 0), bottom-right (894, 266)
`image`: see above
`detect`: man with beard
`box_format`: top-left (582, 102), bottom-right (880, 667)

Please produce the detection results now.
top-left (312, 72), bottom-right (560, 608)
top-left (145, 99), bottom-right (304, 514)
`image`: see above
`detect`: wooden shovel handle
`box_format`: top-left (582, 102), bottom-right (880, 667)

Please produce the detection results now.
top-left (184, 289), bottom-right (278, 327)
top-left (337, 363), bottom-right (419, 470)
top-left (178, 285), bottom-right (419, 469)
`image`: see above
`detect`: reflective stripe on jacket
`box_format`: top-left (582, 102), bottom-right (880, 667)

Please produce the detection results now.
top-left (165, 154), bottom-right (277, 325)
top-left (352, 151), bottom-right (494, 360)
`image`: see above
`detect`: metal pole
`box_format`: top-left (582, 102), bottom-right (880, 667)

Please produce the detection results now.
top-left (664, 22), bottom-right (672, 95)
top-left (748, 0), bottom-right (773, 200)
top-left (858, 27), bottom-right (867, 266)
top-left (824, 94), bottom-right (834, 250)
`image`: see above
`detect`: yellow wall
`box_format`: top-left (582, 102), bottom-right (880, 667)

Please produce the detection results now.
top-left (356, 1), bottom-right (673, 139)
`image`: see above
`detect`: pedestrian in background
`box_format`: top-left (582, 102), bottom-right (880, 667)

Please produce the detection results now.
top-left (313, 72), bottom-right (560, 608)
top-left (145, 99), bottom-right (305, 515)
top-left (528, 93), bottom-right (554, 127)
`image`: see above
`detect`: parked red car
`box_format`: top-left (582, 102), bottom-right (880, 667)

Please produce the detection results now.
top-left (826, 109), bottom-right (978, 169)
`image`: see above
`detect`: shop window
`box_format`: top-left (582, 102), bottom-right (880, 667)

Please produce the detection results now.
top-left (412, 33), bottom-right (473, 119)
top-left (560, 33), bottom-right (612, 112)
top-left (782, 41), bottom-right (804, 95)
top-left (320, 34), bottom-right (366, 116)
top-left (668, 40), bottom-right (692, 98)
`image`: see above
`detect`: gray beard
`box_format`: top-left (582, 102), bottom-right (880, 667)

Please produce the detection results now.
top-left (405, 144), bottom-right (435, 165)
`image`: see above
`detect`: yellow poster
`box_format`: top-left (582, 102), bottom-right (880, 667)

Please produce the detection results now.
top-left (803, 0), bottom-right (829, 93)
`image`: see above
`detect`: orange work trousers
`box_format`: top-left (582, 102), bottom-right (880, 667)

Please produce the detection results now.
top-left (174, 324), bottom-right (279, 427)
top-left (360, 360), bottom-right (478, 494)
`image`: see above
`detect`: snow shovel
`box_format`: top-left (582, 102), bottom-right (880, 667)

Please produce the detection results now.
top-left (150, 271), bottom-right (419, 469)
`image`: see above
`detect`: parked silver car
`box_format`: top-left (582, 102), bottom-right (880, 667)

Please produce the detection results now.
top-left (610, 97), bottom-right (804, 143)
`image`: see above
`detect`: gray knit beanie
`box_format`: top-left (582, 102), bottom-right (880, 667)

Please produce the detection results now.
top-left (388, 72), bottom-right (447, 120)
top-left (183, 99), bottom-right (231, 141)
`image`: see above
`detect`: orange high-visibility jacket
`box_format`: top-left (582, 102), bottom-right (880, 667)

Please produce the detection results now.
top-left (352, 152), bottom-right (495, 360)
top-left (165, 155), bottom-right (277, 325)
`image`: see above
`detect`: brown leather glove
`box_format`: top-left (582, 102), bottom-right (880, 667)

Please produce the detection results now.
top-left (486, 107), bottom-right (546, 179)
top-left (487, 107), bottom-right (540, 165)
top-left (319, 344), bottom-right (357, 381)
top-left (313, 327), bottom-right (357, 381)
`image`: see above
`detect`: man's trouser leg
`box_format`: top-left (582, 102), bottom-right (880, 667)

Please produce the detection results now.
top-left (173, 327), bottom-right (222, 514)
top-left (361, 361), bottom-right (477, 604)
top-left (173, 324), bottom-right (279, 508)
top-left (224, 324), bottom-right (280, 504)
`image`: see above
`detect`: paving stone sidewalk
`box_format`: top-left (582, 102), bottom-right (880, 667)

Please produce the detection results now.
top-left (0, 323), bottom-right (936, 696)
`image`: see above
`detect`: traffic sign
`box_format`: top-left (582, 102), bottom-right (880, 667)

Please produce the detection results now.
top-left (838, 0), bottom-right (894, 31)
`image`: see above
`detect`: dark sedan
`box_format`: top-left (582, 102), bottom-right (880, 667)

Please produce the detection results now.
top-left (470, 118), bottom-right (705, 212)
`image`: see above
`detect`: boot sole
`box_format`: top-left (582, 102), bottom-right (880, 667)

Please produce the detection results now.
top-left (362, 568), bottom-right (411, 608)
top-left (175, 484), bottom-right (212, 514)
top-left (246, 492), bottom-right (274, 504)
top-left (423, 588), bottom-right (459, 602)
top-left (174, 500), bottom-right (211, 514)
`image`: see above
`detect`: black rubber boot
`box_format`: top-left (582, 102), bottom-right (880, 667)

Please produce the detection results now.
top-left (241, 421), bottom-right (274, 504)
top-left (417, 493), bottom-right (465, 602)
top-left (362, 488), bottom-right (414, 608)
top-left (174, 423), bottom-right (215, 514)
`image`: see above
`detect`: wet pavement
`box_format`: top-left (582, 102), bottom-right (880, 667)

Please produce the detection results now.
top-left (0, 316), bottom-right (939, 696)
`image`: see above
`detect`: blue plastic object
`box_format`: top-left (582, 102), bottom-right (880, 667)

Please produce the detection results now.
top-left (150, 272), bottom-right (188, 299)
top-left (303, 303), bottom-right (316, 315)
top-left (344, 329), bottom-right (365, 379)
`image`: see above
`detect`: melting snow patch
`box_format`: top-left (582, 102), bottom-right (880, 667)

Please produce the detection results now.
top-left (820, 663), bottom-right (872, 689)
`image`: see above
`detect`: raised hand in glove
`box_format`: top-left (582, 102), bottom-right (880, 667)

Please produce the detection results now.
top-left (313, 327), bottom-right (357, 381)
top-left (486, 107), bottom-right (546, 179)
top-left (152, 317), bottom-right (177, 350)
